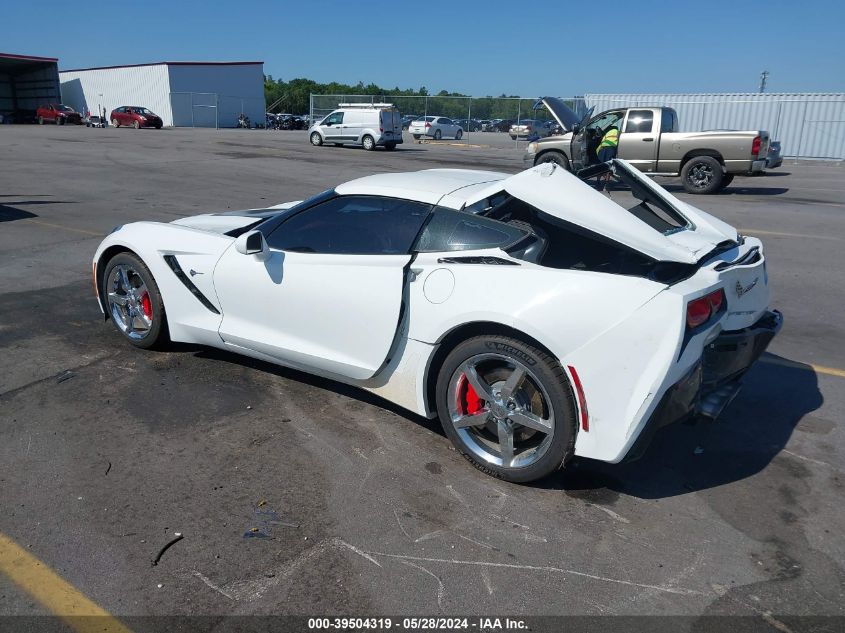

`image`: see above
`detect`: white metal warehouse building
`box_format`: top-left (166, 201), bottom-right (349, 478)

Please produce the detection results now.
top-left (59, 61), bottom-right (265, 128)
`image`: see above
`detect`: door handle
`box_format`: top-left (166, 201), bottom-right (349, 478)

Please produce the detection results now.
top-left (642, 138), bottom-right (654, 142)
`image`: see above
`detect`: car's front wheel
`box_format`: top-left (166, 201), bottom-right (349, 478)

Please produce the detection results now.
top-left (310, 132), bottom-right (323, 146)
top-left (436, 335), bottom-right (577, 483)
top-left (102, 252), bottom-right (169, 349)
top-left (536, 151), bottom-right (570, 170)
top-left (455, 129), bottom-right (463, 140)
top-left (133, 120), bottom-right (141, 130)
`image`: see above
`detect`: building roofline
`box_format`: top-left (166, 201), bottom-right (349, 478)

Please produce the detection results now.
top-left (60, 61), bottom-right (264, 73)
top-left (0, 52), bottom-right (59, 62)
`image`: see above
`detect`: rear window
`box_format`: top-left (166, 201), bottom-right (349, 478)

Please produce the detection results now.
top-left (414, 207), bottom-right (528, 252)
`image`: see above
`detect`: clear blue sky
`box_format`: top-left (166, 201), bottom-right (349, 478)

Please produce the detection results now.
top-left (4, 0), bottom-right (844, 95)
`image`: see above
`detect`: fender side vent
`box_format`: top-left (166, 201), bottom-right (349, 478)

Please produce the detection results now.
top-left (437, 256), bottom-right (519, 266)
top-left (163, 255), bottom-right (220, 314)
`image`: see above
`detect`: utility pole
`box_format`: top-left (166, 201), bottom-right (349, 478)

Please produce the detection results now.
top-left (759, 70), bottom-right (769, 93)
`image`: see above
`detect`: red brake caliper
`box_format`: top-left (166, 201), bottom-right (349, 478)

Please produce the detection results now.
top-left (458, 374), bottom-right (485, 415)
top-left (140, 292), bottom-right (152, 320)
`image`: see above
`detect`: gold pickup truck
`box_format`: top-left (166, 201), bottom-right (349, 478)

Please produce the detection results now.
top-left (523, 97), bottom-right (770, 194)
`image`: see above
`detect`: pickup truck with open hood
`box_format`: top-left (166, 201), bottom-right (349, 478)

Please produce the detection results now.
top-left (523, 97), bottom-right (770, 194)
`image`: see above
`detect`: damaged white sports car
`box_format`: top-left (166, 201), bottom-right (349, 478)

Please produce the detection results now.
top-left (93, 160), bottom-right (781, 482)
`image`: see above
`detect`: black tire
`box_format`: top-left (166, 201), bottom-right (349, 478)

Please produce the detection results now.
top-left (155, 123), bottom-right (162, 130)
top-left (38, 116), bottom-right (44, 125)
top-left (362, 135), bottom-right (376, 151)
top-left (112, 119), bottom-right (119, 128)
top-left (455, 129), bottom-right (463, 140)
top-left (310, 132), bottom-right (323, 146)
top-left (434, 129), bottom-right (442, 140)
top-left (718, 173), bottom-right (735, 190)
top-left (435, 335), bottom-right (577, 483)
top-left (535, 151), bottom-right (570, 170)
top-left (384, 142), bottom-right (397, 151)
top-left (133, 120), bottom-right (141, 130)
top-left (55, 117), bottom-right (62, 125)
top-left (680, 155), bottom-right (724, 194)
top-left (510, 135), bottom-right (517, 140)
top-left (413, 134), bottom-right (421, 140)
top-left (102, 252), bottom-right (169, 350)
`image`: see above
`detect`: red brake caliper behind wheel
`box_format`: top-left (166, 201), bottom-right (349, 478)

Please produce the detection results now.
top-left (457, 374), bottom-right (485, 415)
top-left (140, 292), bottom-right (152, 321)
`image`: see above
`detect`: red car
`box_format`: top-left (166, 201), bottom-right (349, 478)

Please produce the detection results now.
top-left (37, 104), bottom-right (82, 125)
top-left (110, 106), bottom-right (163, 129)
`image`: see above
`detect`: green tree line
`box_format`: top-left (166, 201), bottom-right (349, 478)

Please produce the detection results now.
top-left (264, 76), bottom-right (563, 121)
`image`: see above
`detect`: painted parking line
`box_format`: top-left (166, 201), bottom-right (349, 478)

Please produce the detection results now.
top-left (738, 228), bottom-right (842, 241)
top-left (760, 356), bottom-right (845, 378)
top-left (0, 531), bottom-right (133, 633)
top-left (26, 219), bottom-right (104, 237)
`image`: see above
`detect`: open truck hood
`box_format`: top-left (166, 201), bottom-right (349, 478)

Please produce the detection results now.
top-left (534, 96), bottom-right (593, 133)
top-left (467, 161), bottom-right (738, 265)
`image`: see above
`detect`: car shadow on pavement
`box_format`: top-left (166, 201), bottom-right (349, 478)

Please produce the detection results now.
top-left (0, 204), bottom-right (38, 222)
top-left (187, 345), bottom-right (445, 435)
top-left (658, 183), bottom-right (790, 196)
top-left (541, 354), bottom-right (823, 499)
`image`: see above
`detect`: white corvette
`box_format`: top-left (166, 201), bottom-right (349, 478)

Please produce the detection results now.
top-left (93, 160), bottom-right (781, 482)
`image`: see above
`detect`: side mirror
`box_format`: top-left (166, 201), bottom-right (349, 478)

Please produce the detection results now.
top-left (235, 230), bottom-right (269, 259)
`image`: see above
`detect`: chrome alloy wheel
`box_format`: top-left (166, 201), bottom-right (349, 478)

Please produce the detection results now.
top-left (688, 162), bottom-right (714, 189)
top-left (447, 353), bottom-right (555, 469)
top-left (107, 264), bottom-right (153, 340)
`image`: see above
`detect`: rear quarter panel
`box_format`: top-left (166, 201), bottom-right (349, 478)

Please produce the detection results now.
top-left (657, 131), bottom-right (764, 173)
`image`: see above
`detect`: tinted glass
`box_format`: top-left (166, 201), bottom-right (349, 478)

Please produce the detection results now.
top-left (415, 207), bottom-right (528, 253)
top-left (267, 196), bottom-right (430, 255)
top-left (625, 110), bottom-right (654, 133)
top-left (324, 112), bottom-right (343, 125)
top-left (661, 109), bottom-right (679, 133)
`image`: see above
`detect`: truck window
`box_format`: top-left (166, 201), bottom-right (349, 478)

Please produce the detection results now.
top-left (625, 110), bottom-right (654, 134)
top-left (660, 109), bottom-right (678, 133)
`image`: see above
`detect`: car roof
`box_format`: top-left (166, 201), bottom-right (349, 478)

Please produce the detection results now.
top-left (335, 169), bottom-right (508, 206)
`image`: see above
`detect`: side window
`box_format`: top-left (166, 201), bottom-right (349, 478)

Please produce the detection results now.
top-left (414, 207), bottom-right (528, 253)
top-left (324, 112), bottom-right (344, 125)
top-left (625, 110), bottom-right (654, 134)
top-left (661, 109), bottom-right (679, 133)
top-left (267, 196), bottom-right (430, 255)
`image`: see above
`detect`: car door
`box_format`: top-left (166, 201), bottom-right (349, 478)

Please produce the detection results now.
top-left (618, 109), bottom-right (659, 172)
top-left (321, 111), bottom-right (344, 141)
top-left (574, 110), bottom-right (625, 169)
top-left (213, 195), bottom-right (431, 380)
top-left (440, 117), bottom-right (456, 137)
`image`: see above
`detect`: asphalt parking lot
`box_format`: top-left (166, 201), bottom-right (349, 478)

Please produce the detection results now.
top-left (1, 125), bottom-right (844, 630)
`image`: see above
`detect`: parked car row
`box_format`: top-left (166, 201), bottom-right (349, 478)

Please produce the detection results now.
top-left (266, 113), bottom-right (310, 130)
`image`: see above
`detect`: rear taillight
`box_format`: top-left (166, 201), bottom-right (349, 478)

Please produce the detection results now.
top-left (686, 289), bottom-right (726, 329)
top-left (751, 135), bottom-right (761, 157)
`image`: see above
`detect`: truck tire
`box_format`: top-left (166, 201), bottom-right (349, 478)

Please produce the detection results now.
top-left (535, 151), bottom-right (570, 171)
top-left (681, 156), bottom-right (723, 194)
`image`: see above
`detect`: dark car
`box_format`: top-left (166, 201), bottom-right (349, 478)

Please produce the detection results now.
top-left (453, 118), bottom-right (482, 132)
top-left (36, 104), bottom-right (82, 125)
top-left (110, 106), bottom-right (163, 129)
top-left (401, 115), bottom-right (420, 130)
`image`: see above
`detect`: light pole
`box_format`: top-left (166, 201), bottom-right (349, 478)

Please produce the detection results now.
top-left (758, 71), bottom-right (769, 93)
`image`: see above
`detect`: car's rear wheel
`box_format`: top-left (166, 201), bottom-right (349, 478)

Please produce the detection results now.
top-left (310, 132), bottom-right (323, 146)
top-left (102, 253), bottom-right (169, 349)
top-left (384, 142), bottom-right (397, 151)
top-left (413, 134), bottom-right (421, 140)
top-left (536, 151), bottom-right (570, 170)
top-left (133, 120), bottom-right (141, 130)
top-left (681, 155), bottom-right (723, 194)
top-left (38, 116), bottom-right (44, 125)
top-left (362, 135), bottom-right (375, 151)
top-left (436, 335), bottom-right (577, 483)
top-left (112, 119), bottom-right (119, 128)
top-left (455, 129), bottom-right (463, 140)
top-left (434, 129), bottom-right (442, 140)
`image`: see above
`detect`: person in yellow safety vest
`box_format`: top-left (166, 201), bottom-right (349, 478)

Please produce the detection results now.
top-left (596, 126), bottom-right (619, 190)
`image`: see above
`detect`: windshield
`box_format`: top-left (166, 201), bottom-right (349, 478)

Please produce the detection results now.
top-left (56, 105), bottom-right (75, 112)
top-left (132, 107), bottom-right (155, 115)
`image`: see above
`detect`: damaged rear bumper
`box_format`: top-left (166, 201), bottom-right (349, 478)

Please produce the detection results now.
top-left (626, 309), bottom-right (783, 461)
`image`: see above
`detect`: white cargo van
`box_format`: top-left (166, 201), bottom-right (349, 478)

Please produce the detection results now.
top-left (308, 103), bottom-right (403, 151)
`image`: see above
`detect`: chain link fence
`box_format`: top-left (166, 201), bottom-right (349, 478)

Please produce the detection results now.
top-left (310, 94), bottom-right (587, 146)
